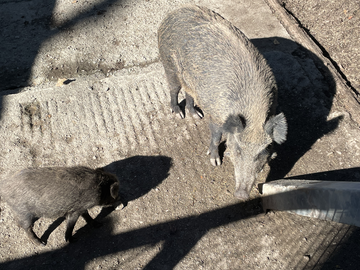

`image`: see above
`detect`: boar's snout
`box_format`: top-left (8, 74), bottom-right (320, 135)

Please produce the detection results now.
top-left (229, 137), bottom-right (269, 201)
top-left (233, 168), bottom-right (254, 201)
top-left (232, 159), bottom-right (256, 201)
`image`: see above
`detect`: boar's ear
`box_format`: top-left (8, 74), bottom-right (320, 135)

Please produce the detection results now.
top-left (110, 182), bottom-right (119, 200)
top-left (265, 113), bottom-right (287, 144)
top-left (223, 114), bottom-right (245, 134)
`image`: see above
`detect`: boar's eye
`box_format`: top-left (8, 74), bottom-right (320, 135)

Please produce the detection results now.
top-left (265, 143), bottom-right (274, 153)
top-left (256, 144), bottom-right (272, 161)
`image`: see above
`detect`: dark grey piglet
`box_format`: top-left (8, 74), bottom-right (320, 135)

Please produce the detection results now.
top-left (0, 166), bottom-right (120, 245)
top-left (158, 6), bottom-right (287, 200)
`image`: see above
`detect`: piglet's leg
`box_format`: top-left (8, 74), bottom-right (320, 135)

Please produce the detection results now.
top-left (82, 210), bottom-right (102, 228)
top-left (17, 213), bottom-right (45, 246)
top-left (65, 212), bottom-right (81, 243)
top-left (25, 226), bottom-right (45, 246)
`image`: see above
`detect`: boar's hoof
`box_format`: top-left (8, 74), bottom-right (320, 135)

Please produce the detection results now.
top-left (171, 105), bottom-right (184, 119)
top-left (234, 189), bottom-right (250, 201)
top-left (188, 108), bottom-right (203, 119)
top-left (210, 157), bottom-right (221, 166)
top-left (207, 149), bottom-right (221, 166)
top-left (192, 110), bottom-right (203, 119)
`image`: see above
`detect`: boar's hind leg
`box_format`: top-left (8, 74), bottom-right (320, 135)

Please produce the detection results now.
top-left (207, 122), bottom-right (222, 166)
top-left (65, 212), bottom-right (81, 243)
top-left (186, 93), bottom-right (203, 119)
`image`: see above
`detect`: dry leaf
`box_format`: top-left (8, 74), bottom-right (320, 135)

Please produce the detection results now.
top-left (56, 78), bottom-right (67, 87)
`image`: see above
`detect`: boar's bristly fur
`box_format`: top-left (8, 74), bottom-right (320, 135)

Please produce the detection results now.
top-left (158, 6), bottom-right (287, 200)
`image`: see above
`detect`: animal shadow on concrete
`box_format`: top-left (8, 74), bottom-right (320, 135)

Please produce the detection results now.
top-left (40, 217), bottom-right (66, 244)
top-left (74, 155), bottom-right (172, 240)
top-left (253, 37), bottom-right (360, 269)
top-left (0, 200), bottom-right (262, 270)
top-left (251, 37), bottom-right (342, 182)
top-left (103, 155), bottom-right (173, 204)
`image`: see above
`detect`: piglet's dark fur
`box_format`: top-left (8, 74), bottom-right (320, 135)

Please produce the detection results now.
top-left (0, 166), bottom-right (120, 245)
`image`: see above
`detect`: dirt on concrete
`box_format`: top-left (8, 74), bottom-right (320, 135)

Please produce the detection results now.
top-left (1, 0), bottom-right (360, 269)
top-left (281, 0), bottom-right (360, 93)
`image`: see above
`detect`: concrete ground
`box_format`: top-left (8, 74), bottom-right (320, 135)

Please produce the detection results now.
top-left (1, 0), bottom-right (360, 269)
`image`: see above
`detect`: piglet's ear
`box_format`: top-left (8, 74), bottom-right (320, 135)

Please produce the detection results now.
top-left (265, 113), bottom-right (287, 144)
top-left (110, 182), bottom-right (119, 200)
top-left (223, 114), bottom-right (245, 134)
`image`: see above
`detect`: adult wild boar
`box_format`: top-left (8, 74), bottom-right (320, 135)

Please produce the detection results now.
top-left (0, 166), bottom-right (120, 245)
top-left (158, 6), bottom-right (287, 200)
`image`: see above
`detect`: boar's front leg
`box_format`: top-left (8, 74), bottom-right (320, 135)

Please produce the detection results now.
top-left (207, 121), bottom-right (222, 166)
top-left (163, 60), bottom-right (184, 118)
top-left (65, 212), bottom-right (81, 243)
top-left (185, 93), bottom-right (203, 119)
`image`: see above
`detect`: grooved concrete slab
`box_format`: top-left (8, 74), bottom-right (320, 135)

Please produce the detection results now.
top-left (0, 64), bottom-right (170, 169)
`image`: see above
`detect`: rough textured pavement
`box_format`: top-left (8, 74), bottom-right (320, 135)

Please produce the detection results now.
top-left (1, 0), bottom-right (360, 269)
